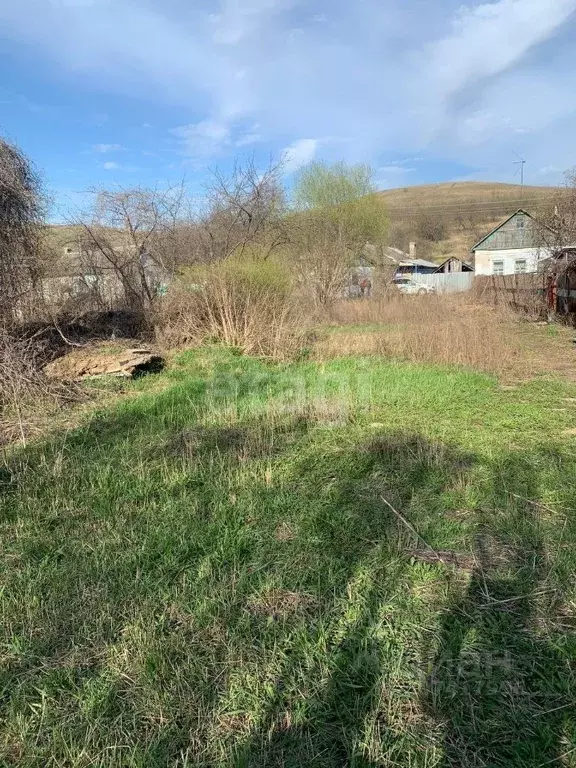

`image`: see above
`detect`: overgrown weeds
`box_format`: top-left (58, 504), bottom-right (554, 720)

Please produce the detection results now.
top-left (317, 295), bottom-right (515, 374)
top-left (315, 294), bottom-right (576, 380)
top-left (159, 256), bottom-right (311, 359)
top-left (0, 330), bottom-right (79, 444)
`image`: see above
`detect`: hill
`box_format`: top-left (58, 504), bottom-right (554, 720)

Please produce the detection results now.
top-left (379, 181), bottom-right (559, 262)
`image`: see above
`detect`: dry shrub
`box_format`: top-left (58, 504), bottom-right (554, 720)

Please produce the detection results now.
top-left (0, 331), bottom-right (77, 445)
top-left (0, 137), bottom-right (44, 327)
top-left (317, 295), bottom-right (515, 375)
top-left (158, 257), bottom-right (310, 359)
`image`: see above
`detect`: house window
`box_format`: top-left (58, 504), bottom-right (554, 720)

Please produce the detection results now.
top-left (65, 247), bottom-right (73, 254)
top-left (517, 217), bottom-right (525, 229)
top-left (492, 260), bottom-right (504, 276)
top-left (514, 260), bottom-right (527, 274)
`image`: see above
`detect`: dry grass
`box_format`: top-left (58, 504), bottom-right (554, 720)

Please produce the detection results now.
top-left (379, 181), bottom-right (554, 210)
top-left (246, 589), bottom-right (317, 619)
top-left (159, 268), bottom-right (311, 360)
top-left (472, 273), bottom-right (548, 318)
top-left (0, 331), bottom-right (80, 445)
top-left (315, 295), bottom-right (576, 381)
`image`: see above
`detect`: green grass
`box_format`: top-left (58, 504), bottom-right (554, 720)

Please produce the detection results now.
top-left (1, 348), bottom-right (576, 766)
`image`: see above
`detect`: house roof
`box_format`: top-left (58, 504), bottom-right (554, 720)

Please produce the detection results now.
top-left (398, 258), bottom-right (438, 269)
top-left (434, 257), bottom-right (474, 273)
top-left (363, 244), bottom-right (408, 265)
top-left (383, 246), bottom-right (408, 262)
top-left (471, 209), bottom-right (536, 252)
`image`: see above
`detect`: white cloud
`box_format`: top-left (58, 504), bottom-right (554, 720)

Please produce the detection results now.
top-left (103, 161), bottom-right (119, 169)
top-left (235, 133), bottom-right (262, 147)
top-left (171, 119), bottom-right (231, 158)
top-left (93, 143), bottom-right (123, 153)
top-left (427, 0), bottom-right (576, 98)
top-left (210, 0), bottom-right (299, 45)
top-left (377, 165), bottom-right (416, 174)
top-left (282, 138), bottom-right (318, 173)
top-left (1, 0), bottom-right (576, 186)
top-left (235, 124), bottom-right (262, 147)
top-left (418, 0), bottom-right (576, 141)
top-left (538, 165), bottom-right (564, 176)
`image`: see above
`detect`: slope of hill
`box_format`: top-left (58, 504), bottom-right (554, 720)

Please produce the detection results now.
top-left (379, 181), bottom-right (559, 262)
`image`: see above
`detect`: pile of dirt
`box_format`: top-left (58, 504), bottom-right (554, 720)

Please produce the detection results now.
top-left (44, 344), bottom-right (164, 381)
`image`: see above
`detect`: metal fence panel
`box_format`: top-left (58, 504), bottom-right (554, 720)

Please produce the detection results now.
top-left (411, 273), bottom-right (474, 293)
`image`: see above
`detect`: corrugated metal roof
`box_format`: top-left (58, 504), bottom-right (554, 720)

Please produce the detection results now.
top-left (398, 258), bottom-right (438, 268)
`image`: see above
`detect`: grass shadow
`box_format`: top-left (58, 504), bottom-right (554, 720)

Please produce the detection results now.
top-left (1, 353), bottom-right (576, 766)
top-left (422, 452), bottom-right (576, 767)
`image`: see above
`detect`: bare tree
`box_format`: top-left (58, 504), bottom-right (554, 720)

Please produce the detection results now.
top-left (195, 158), bottom-right (287, 264)
top-left (535, 169), bottom-right (576, 254)
top-left (414, 211), bottom-right (447, 243)
top-left (0, 137), bottom-right (44, 326)
top-left (75, 184), bottom-right (187, 315)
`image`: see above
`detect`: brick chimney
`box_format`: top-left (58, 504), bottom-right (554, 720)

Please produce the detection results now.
top-left (409, 241), bottom-right (416, 259)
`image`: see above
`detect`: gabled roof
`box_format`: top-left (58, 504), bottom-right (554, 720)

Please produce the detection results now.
top-left (471, 209), bottom-right (536, 252)
top-left (433, 257), bottom-right (474, 273)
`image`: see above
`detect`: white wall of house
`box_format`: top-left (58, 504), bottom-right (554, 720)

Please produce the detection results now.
top-left (473, 247), bottom-right (548, 276)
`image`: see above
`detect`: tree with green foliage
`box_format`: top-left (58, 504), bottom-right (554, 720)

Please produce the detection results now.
top-left (289, 161), bottom-right (387, 305)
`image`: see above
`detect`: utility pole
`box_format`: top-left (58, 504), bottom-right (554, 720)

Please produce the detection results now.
top-left (513, 152), bottom-right (526, 191)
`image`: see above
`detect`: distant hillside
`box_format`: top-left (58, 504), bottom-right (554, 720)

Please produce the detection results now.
top-left (379, 181), bottom-right (559, 262)
top-left (45, 182), bottom-right (560, 267)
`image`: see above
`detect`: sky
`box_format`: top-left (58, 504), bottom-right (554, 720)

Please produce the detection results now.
top-left (1, 0), bottom-right (576, 217)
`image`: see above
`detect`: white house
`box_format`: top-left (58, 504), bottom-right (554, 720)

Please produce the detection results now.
top-left (472, 210), bottom-right (549, 276)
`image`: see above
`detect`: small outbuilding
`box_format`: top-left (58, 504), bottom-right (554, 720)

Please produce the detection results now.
top-left (434, 257), bottom-right (474, 274)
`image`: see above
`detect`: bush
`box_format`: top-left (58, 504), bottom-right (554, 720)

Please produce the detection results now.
top-left (158, 255), bottom-right (310, 359)
top-left (415, 212), bottom-right (447, 243)
top-left (0, 137), bottom-right (44, 326)
top-left (0, 331), bottom-right (77, 444)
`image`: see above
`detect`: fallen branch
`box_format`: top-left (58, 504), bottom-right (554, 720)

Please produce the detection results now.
top-left (509, 492), bottom-right (562, 515)
top-left (380, 496), bottom-right (450, 567)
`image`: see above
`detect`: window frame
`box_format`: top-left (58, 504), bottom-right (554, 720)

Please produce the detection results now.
top-left (492, 260), bottom-right (505, 276)
top-left (514, 259), bottom-right (527, 274)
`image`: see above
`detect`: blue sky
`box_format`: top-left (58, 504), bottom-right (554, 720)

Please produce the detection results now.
top-left (1, 0), bottom-right (576, 218)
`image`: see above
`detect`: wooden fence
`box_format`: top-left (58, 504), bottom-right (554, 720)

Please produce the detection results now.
top-left (472, 274), bottom-right (547, 317)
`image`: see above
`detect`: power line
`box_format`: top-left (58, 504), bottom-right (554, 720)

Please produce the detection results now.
top-left (384, 199), bottom-right (555, 216)
top-left (383, 195), bottom-right (555, 209)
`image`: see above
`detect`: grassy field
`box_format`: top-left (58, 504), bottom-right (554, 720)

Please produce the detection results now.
top-left (1, 337), bottom-right (576, 767)
top-left (378, 181), bottom-right (555, 209)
